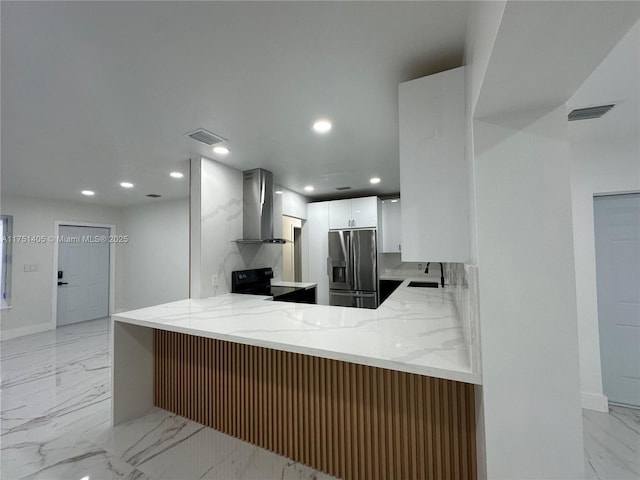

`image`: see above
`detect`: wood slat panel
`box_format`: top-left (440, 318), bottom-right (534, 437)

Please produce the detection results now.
top-left (154, 330), bottom-right (476, 480)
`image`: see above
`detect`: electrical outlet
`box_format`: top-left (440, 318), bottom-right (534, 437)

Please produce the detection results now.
top-left (417, 263), bottom-right (423, 271)
top-left (211, 274), bottom-right (219, 287)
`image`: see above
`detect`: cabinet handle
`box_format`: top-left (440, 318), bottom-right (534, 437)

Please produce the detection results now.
top-left (398, 243), bottom-right (401, 251)
top-left (352, 219), bottom-right (355, 227)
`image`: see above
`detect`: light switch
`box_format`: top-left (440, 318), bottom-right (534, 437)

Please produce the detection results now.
top-left (211, 274), bottom-right (219, 287)
top-left (24, 264), bottom-right (38, 272)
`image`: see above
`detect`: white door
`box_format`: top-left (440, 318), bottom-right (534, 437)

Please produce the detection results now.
top-left (594, 193), bottom-right (640, 407)
top-left (57, 225), bottom-right (110, 326)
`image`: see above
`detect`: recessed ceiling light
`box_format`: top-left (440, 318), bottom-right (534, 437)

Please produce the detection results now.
top-left (274, 188), bottom-right (283, 195)
top-left (304, 185), bottom-right (314, 192)
top-left (312, 119), bottom-right (332, 134)
top-left (120, 182), bottom-right (134, 188)
top-left (81, 190), bottom-right (95, 196)
top-left (370, 177), bottom-right (381, 184)
top-left (213, 146), bottom-right (230, 155)
top-left (170, 172), bottom-right (184, 179)
top-left (391, 199), bottom-right (398, 203)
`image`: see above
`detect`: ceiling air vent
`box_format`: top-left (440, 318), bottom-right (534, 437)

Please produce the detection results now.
top-left (336, 186), bottom-right (352, 191)
top-left (568, 104), bottom-right (615, 121)
top-left (146, 194), bottom-right (162, 198)
top-left (186, 128), bottom-right (226, 146)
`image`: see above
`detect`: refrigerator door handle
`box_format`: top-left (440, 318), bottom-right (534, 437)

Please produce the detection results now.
top-left (345, 230), bottom-right (352, 288)
top-left (351, 233), bottom-right (356, 290)
top-left (326, 257), bottom-right (330, 276)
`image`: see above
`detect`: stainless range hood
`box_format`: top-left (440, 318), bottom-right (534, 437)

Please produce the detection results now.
top-left (235, 168), bottom-right (287, 244)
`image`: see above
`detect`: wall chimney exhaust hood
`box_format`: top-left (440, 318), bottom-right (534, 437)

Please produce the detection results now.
top-left (235, 168), bottom-right (287, 244)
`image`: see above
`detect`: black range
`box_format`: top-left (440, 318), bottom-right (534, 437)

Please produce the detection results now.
top-left (231, 268), bottom-right (316, 304)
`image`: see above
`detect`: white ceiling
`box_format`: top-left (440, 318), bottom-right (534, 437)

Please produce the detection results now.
top-left (1, 1), bottom-right (469, 206)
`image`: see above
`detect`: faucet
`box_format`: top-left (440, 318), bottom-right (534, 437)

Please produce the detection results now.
top-left (425, 262), bottom-right (445, 287)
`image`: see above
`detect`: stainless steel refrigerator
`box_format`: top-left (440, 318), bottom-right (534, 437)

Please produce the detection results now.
top-left (328, 229), bottom-right (378, 309)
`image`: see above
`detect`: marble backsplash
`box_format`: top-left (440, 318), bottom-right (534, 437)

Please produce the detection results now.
top-left (193, 157), bottom-right (284, 298)
top-left (379, 253), bottom-right (481, 376)
top-left (378, 253), bottom-right (441, 280)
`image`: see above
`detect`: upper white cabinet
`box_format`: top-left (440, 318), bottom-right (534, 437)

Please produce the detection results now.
top-left (381, 199), bottom-right (401, 253)
top-left (329, 196), bottom-right (379, 229)
top-left (328, 199), bottom-right (352, 229)
top-left (399, 66), bottom-right (469, 262)
top-left (281, 189), bottom-right (307, 220)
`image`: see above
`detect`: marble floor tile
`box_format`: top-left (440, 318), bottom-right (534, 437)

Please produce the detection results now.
top-left (2, 318), bottom-right (638, 480)
top-left (0, 319), bottom-right (337, 480)
top-left (2, 423), bottom-right (135, 480)
top-left (584, 405), bottom-right (640, 480)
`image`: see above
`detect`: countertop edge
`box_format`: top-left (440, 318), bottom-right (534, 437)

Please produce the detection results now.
top-left (112, 314), bottom-right (481, 385)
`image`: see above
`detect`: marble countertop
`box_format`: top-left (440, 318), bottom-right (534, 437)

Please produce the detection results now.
top-left (112, 280), bottom-right (480, 385)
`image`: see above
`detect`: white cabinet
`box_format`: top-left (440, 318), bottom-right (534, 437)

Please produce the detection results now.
top-left (281, 189), bottom-right (307, 220)
top-left (305, 201), bottom-right (330, 305)
top-left (381, 199), bottom-right (402, 253)
top-left (399, 66), bottom-right (469, 262)
top-left (328, 196), bottom-right (379, 229)
top-left (351, 197), bottom-right (378, 228)
top-left (328, 199), bottom-right (352, 229)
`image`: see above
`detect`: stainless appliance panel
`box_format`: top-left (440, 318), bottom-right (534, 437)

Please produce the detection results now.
top-left (329, 290), bottom-right (378, 309)
top-left (242, 169), bottom-right (273, 241)
top-left (328, 230), bottom-right (351, 290)
top-left (351, 229), bottom-right (377, 292)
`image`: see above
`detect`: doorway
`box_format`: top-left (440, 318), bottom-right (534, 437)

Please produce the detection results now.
top-left (282, 215), bottom-right (303, 282)
top-left (55, 224), bottom-right (112, 327)
top-left (594, 193), bottom-right (640, 407)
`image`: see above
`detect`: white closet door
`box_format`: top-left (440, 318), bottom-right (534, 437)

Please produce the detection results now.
top-left (594, 193), bottom-right (640, 407)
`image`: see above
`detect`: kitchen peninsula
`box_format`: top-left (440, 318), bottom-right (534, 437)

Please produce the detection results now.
top-left (112, 280), bottom-right (481, 480)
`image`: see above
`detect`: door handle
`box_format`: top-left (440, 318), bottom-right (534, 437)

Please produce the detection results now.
top-left (57, 281), bottom-right (69, 286)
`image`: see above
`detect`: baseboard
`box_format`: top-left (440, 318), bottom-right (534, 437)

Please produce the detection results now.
top-left (1, 323), bottom-right (52, 341)
top-left (582, 391), bottom-right (609, 412)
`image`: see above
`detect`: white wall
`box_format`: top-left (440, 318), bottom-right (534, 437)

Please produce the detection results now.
top-left (0, 195), bottom-right (122, 339)
top-left (474, 107), bottom-right (584, 479)
top-left (464, 2), bottom-right (602, 477)
top-left (568, 22), bottom-right (640, 411)
top-left (462, 4), bottom-right (508, 477)
top-left (118, 198), bottom-right (189, 311)
top-left (464, 0), bottom-right (507, 118)
top-left (463, 0), bottom-right (506, 265)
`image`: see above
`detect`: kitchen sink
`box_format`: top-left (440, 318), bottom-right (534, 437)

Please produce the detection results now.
top-left (407, 281), bottom-right (439, 288)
